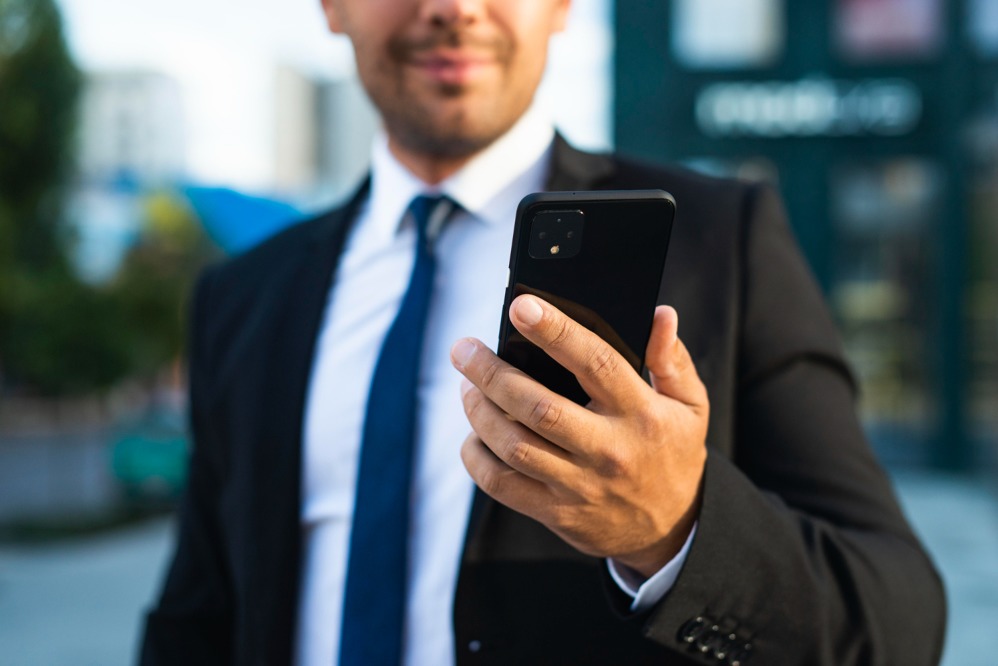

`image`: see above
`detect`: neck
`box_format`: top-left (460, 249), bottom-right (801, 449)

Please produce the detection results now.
top-left (386, 136), bottom-right (479, 186)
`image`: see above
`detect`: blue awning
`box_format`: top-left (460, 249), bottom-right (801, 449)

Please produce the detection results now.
top-left (184, 187), bottom-right (304, 255)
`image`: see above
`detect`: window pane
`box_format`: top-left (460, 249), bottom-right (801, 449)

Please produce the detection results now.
top-left (830, 160), bottom-right (941, 461)
top-left (966, 110), bottom-right (998, 463)
top-left (672, 0), bottom-right (784, 69)
top-left (836, 0), bottom-right (944, 61)
top-left (969, 0), bottom-right (998, 56)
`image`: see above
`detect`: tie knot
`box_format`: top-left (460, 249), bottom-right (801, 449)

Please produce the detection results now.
top-left (408, 194), bottom-right (455, 247)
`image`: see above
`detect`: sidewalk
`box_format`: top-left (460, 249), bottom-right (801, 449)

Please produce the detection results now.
top-left (0, 471), bottom-right (995, 665)
top-left (892, 471), bottom-right (998, 666)
top-left (0, 518), bottom-right (172, 665)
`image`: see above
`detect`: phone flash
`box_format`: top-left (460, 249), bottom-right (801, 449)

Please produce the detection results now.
top-left (550, 245), bottom-right (561, 255)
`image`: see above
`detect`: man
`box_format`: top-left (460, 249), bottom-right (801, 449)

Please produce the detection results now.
top-left (141, 0), bottom-right (946, 664)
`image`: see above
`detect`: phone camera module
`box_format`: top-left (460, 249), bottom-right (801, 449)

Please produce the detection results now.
top-left (529, 209), bottom-right (583, 259)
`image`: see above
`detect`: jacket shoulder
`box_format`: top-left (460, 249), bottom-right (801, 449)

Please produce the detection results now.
top-left (188, 202), bottom-right (349, 355)
top-left (211, 211), bottom-right (336, 289)
top-left (604, 153), bottom-right (756, 210)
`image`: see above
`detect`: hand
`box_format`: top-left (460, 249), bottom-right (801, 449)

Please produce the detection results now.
top-left (450, 295), bottom-right (709, 577)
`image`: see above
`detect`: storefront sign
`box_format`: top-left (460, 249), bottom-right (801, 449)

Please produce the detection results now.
top-left (695, 77), bottom-right (922, 138)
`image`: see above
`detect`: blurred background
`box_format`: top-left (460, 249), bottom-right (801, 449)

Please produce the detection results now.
top-left (0, 0), bottom-right (995, 663)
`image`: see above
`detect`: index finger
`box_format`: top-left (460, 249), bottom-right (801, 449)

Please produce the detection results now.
top-left (451, 338), bottom-right (602, 456)
top-left (508, 294), bottom-right (647, 410)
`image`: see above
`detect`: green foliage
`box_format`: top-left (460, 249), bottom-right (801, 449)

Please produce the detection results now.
top-left (0, 0), bottom-right (216, 396)
top-left (0, 0), bottom-right (88, 394)
top-left (0, 0), bottom-right (80, 269)
top-left (106, 192), bottom-right (216, 378)
top-left (1, 189), bottom-right (216, 395)
top-left (2, 265), bottom-right (131, 394)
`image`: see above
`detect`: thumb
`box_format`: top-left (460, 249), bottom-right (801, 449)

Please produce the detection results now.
top-left (645, 306), bottom-right (709, 410)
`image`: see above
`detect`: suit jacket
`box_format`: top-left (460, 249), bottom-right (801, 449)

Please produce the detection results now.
top-left (141, 137), bottom-right (946, 665)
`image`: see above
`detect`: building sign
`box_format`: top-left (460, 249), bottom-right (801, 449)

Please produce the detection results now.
top-left (695, 77), bottom-right (923, 138)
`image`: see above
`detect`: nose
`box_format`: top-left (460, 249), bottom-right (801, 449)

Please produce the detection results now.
top-left (419, 0), bottom-right (485, 27)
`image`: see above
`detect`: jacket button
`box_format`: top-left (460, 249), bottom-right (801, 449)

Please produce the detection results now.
top-left (468, 640), bottom-right (482, 653)
top-left (678, 616), bottom-right (709, 643)
top-left (695, 625), bottom-right (723, 654)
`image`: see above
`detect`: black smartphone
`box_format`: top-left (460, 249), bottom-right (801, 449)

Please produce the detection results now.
top-left (497, 190), bottom-right (676, 405)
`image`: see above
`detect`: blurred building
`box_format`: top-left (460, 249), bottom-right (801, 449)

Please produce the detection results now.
top-left (617, 0), bottom-right (998, 471)
top-left (69, 71), bottom-right (187, 283)
top-left (272, 64), bottom-right (378, 202)
top-left (273, 65), bottom-right (320, 193)
top-left (78, 71), bottom-right (186, 185)
top-left (316, 75), bottom-right (379, 200)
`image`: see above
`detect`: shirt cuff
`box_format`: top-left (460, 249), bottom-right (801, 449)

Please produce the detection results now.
top-left (606, 522), bottom-right (698, 613)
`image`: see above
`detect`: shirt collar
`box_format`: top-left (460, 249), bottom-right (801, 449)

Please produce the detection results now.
top-left (365, 103), bottom-right (555, 243)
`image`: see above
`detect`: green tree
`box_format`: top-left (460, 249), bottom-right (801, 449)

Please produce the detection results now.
top-left (0, 0), bottom-right (134, 395)
top-left (0, 0), bottom-right (79, 271)
top-left (0, 1), bottom-right (218, 395)
top-left (108, 191), bottom-right (217, 379)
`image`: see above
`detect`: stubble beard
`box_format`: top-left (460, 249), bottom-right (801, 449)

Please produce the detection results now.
top-left (364, 27), bottom-right (528, 161)
top-left (378, 83), bottom-right (519, 160)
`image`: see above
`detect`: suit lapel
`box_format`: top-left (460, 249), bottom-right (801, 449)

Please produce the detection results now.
top-left (249, 180), bottom-right (370, 663)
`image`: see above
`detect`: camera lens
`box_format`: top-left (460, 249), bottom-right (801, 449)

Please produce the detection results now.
top-left (529, 209), bottom-right (583, 259)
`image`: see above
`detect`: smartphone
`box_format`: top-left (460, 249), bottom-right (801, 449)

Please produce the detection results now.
top-left (497, 190), bottom-right (676, 405)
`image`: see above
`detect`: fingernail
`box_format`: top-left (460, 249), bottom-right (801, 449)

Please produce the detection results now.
top-left (451, 339), bottom-right (477, 368)
top-left (460, 378), bottom-right (474, 397)
top-left (516, 297), bottom-right (543, 326)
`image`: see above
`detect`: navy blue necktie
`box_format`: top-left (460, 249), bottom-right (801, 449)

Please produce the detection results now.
top-left (339, 195), bottom-right (455, 666)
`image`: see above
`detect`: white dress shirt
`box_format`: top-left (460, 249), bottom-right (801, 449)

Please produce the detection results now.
top-left (295, 105), bottom-right (693, 666)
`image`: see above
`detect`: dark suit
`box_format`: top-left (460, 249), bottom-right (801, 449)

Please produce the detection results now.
top-left (141, 137), bottom-right (946, 665)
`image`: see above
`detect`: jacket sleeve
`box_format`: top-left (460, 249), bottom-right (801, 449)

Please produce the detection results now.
top-left (140, 267), bottom-right (235, 666)
top-left (640, 185), bottom-right (946, 665)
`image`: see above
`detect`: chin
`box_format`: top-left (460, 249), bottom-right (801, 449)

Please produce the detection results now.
top-left (403, 128), bottom-right (498, 160)
top-left (392, 109), bottom-right (513, 160)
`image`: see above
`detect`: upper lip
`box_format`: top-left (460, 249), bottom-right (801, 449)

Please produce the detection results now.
top-left (407, 49), bottom-right (495, 66)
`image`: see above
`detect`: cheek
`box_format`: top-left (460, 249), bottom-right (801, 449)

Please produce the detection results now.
top-left (506, 18), bottom-right (559, 78)
top-left (353, 41), bottom-right (397, 90)
top-left (508, 37), bottom-right (550, 89)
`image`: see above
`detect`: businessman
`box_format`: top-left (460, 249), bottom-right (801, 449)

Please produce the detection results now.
top-left (141, 0), bottom-right (946, 664)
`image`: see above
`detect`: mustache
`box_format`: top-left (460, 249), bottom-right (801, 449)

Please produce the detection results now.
top-left (388, 29), bottom-right (512, 62)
